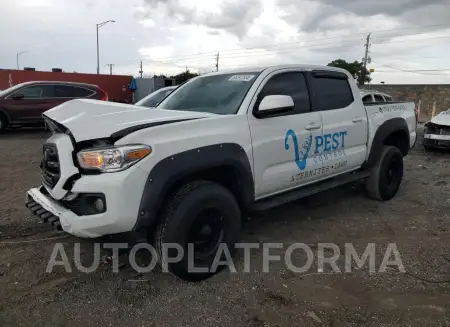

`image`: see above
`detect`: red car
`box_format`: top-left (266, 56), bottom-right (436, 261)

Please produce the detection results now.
top-left (0, 81), bottom-right (108, 133)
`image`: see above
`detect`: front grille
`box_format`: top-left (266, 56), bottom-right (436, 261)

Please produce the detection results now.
top-left (40, 143), bottom-right (61, 188)
top-left (440, 127), bottom-right (450, 136)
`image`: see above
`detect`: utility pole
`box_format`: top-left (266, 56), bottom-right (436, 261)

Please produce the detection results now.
top-left (361, 33), bottom-right (371, 86)
top-left (215, 52), bottom-right (219, 72)
top-left (96, 27), bottom-right (99, 74)
top-left (106, 64), bottom-right (114, 75)
top-left (139, 60), bottom-right (143, 78)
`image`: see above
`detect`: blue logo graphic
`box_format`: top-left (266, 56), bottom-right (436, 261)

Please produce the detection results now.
top-left (285, 130), bottom-right (348, 171)
top-left (285, 129), bottom-right (312, 171)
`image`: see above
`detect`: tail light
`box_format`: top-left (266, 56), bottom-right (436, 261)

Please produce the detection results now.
top-left (97, 87), bottom-right (108, 101)
top-left (414, 105), bottom-right (419, 123)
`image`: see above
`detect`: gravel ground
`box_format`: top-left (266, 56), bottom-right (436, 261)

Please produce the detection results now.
top-left (0, 126), bottom-right (449, 327)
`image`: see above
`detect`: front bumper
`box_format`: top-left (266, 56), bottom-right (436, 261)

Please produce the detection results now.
top-left (423, 133), bottom-right (450, 149)
top-left (25, 166), bottom-right (149, 238)
top-left (26, 188), bottom-right (63, 230)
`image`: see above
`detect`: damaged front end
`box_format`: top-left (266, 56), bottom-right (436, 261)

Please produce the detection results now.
top-left (423, 121), bottom-right (450, 149)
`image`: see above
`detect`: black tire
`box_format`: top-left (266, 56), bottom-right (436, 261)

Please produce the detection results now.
top-left (154, 181), bottom-right (241, 281)
top-left (0, 113), bottom-right (7, 134)
top-left (365, 146), bottom-right (404, 201)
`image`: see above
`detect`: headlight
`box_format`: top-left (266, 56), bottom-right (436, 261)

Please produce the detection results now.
top-left (77, 144), bottom-right (151, 173)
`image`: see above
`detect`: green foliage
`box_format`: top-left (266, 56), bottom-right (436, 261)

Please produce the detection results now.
top-left (327, 59), bottom-right (371, 85)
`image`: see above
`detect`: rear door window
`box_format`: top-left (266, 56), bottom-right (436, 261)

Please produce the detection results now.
top-left (54, 85), bottom-right (95, 98)
top-left (312, 75), bottom-right (354, 111)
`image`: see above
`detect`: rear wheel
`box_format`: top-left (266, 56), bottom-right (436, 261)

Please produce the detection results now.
top-left (0, 113), bottom-right (8, 133)
top-left (365, 146), bottom-right (404, 201)
top-left (154, 181), bottom-right (241, 281)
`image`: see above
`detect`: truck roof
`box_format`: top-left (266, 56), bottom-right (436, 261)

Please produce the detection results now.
top-left (204, 64), bottom-right (353, 76)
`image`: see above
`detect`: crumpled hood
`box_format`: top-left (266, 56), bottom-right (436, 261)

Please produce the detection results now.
top-left (431, 112), bottom-right (450, 126)
top-left (43, 99), bottom-right (215, 142)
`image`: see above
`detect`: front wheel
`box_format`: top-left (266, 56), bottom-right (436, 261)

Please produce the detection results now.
top-left (365, 146), bottom-right (404, 201)
top-left (154, 181), bottom-right (241, 281)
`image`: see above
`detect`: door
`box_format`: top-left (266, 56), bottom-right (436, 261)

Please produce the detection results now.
top-left (310, 71), bottom-right (368, 179)
top-left (5, 84), bottom-right (55, 123)
top-left (248, 70), bottom-right (323, 199)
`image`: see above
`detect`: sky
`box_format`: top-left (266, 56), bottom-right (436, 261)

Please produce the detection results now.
top-left (1, 0), bottom-right (450, 84)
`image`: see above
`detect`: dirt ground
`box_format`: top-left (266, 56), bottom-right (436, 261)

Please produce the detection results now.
top-left (0, 126), bottom-right (449, 327)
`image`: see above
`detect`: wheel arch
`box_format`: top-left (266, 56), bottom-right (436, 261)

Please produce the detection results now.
top-left (363, 118), bottom-right (410, 169)
top-left (133, 143), bottom-right (255, 231)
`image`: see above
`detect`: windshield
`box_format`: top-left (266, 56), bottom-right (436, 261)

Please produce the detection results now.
top-left (156, 72), bottom-right (259, 114)
top-left (135, 87), bottom-right (175, 107)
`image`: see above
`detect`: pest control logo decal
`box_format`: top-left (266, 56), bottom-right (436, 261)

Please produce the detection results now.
top-left (284, 129), bottom-right (312, 171)
top-left (285, 129), bottom-right (349, 181)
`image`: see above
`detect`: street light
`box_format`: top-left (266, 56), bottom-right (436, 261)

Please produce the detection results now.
top-left (96, 20), bottom-right (115, 74)
top-left (16, 51), bottom-right (28, 70)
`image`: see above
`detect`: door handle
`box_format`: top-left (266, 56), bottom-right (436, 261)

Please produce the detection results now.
top-left (305, 122), bottom-right (322, 130)
top-left (352, 116), bottom-right (364, 123)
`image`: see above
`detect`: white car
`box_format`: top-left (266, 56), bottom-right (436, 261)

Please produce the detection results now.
top-left (424, 109), bottom-right (450, 149)
top-left (135, 86), bottom-right (177, 108)
top-left (25, 64), bottom-right (417, 280)
top-left (360, 89), bottom-right (393, 104)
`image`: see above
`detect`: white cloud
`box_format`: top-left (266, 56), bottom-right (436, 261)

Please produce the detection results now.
top-left (138, 19), bottom-right (155, 28)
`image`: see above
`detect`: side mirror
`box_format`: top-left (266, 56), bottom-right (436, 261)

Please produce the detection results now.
top-left (12, 94), bottom-right (24, 100)
top-left (255, 95), bottom-right (294, 118)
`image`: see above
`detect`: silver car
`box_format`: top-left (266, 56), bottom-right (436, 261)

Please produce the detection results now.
top-left (135, 86), bottom-right (177, 108)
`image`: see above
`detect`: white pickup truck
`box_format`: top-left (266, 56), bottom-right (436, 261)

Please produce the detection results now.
top-left (25, 65), bottom-right (418, 280)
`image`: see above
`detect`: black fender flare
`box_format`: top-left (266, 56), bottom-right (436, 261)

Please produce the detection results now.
top-left (133, 143), bottom-right (254, 231)
top-left (363, 117), bottom-right (410, 169)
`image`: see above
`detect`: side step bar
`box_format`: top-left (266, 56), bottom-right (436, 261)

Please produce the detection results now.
top-left (252, 170), bottom-right (370, 212)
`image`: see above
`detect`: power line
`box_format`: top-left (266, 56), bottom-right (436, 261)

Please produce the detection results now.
top-left (177, 36), bottom-right (450, 64)
top-left (138, 23), bottom-right (450, 63)
top-left (141, 34), bottom-right (450, 66)
top-left (372, 62), bottom-right (450, 75)
top-left (370, 54), bottom-right (448, 59)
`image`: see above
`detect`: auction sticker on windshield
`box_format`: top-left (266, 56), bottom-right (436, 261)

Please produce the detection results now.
top-left (229, 75), bottom-right (255, 82)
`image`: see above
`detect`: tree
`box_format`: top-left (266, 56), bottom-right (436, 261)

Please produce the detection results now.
top-left (327, 59), bottom-right (371, 85)
top-left (169, 70), bottom-right (199, 85)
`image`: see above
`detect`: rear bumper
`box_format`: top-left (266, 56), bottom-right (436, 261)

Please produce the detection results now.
top-left (424, 133), bottom-right (450, 148)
